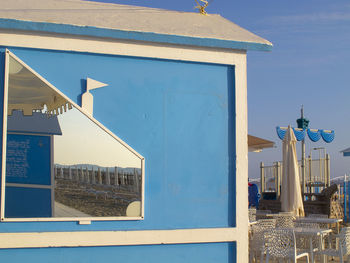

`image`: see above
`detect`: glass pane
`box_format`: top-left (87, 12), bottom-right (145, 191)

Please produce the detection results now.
top-left (5, 53), bottom-right (142, 219)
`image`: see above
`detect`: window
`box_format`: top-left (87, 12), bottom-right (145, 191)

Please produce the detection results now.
top-left (1, 50), bottom-right (144, 221)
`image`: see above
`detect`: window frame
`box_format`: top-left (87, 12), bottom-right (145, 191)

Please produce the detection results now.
top-left (1, 49), bottom-right (145, 222)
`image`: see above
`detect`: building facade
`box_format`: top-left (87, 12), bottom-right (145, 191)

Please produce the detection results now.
top-left (0, 1), bottom-right (271, 262)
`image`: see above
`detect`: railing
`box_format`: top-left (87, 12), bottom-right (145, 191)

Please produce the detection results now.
top-left (54, 165), bottom-right (141, 194)
top-left (305, 156), bottom-right (330, 189)
top-left (260, 155), bottom-right (330, 199)
top-left (260, 162), bottom-right (281, 196)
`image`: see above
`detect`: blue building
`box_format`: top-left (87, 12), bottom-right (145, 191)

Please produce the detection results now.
top-left (0, 1), bottom-right (271, 262)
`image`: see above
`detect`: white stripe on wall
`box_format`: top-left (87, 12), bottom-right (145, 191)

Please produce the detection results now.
top-left (0, 227), bottom-right (237, 249)
top-left (0, 30), bottom-right (245, 65)
top-left (6, 183), bottom-right (52, 189)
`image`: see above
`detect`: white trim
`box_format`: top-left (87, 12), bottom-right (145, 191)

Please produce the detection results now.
top-left (6, 183), bottom-right (52, 189)
top-left (0, 50), bottom-right (9, 219)
top-left (8, 131), bottom-right (53, 137)
top-left (51, 135), bottom-right (54, 216)
top-left (0, 227), bottom-right (237, 249)
top-left (3, 216), bottom-right (144, 222)
top-left (1, 50), bottom-right (145, 222)
top-left (0, 30), bottom-right (243, 65)
top-left (141, 158), bottom-right (145, 218)
top-left (234, 53), bottom-right (248, 262)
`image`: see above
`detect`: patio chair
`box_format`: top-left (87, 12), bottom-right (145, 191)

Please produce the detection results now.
top-left (294, 222), bottom-right (321, 263)
top-left (274, 214), bottom-right (295, 228)
top-left (249, 219), bottom-right (276, 263)
top-left (265, 229), bottom-right (309, 263)
top-left (315, 227), bottom-right (350, 263)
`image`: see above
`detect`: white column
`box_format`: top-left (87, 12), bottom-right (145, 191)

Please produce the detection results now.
top-left (91, 167), bottom-right (96, 184)
top-left (106, 167), bottom-right (110, 186)
top-left (68, 166), bottom-right (72, 180)
top-left (85, 167), bottom-right (90, 183)
top-left (134, 168), bottom-right (139, 193)
top-left (114, 167), bottom-right (119, 186)
top-left (98, 168), bottom-right (102, 184)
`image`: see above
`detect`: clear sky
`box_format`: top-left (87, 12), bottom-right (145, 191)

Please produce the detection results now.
top-left (89, 0), bottom-right (350, 179)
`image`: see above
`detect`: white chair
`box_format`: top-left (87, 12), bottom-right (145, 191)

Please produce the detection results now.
top-left (265, 229), bottom-right (309, 263)
top-left (249, 208), bottom-right (257, 222)
top-left (274, 214), bottom-right (295, 228)
top-left (249, 219), bottom-right (276, 263)
top-left (315, 227), bottom-right (350, 263)
top-left (294, 222), bottom-right (321, 263)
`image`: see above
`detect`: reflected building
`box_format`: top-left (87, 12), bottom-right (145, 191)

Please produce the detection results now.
top-left (0, 1), bottom-right (272, 262)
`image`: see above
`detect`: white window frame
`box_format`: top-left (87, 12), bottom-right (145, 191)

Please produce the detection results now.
top-left (1, 49), bottom-right (145, 222)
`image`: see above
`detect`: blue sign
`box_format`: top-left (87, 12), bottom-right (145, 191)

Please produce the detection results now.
top-left (6, 133), bottom-right (51, 185)
top-left (5, 186), bottom-right (52, 218)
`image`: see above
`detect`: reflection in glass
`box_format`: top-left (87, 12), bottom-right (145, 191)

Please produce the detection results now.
top-left (4, 53), bottom-right (142, 219)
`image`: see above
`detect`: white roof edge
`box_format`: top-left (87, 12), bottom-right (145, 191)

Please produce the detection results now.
top-left (0, 0), bottom-right (272, 51)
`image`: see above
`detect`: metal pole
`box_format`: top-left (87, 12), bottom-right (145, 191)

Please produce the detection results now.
top-left (260, 162), bottom-right (265, 194)
top-left (276, 162), bottom-right (281, 199)
top-left (348, 177), bottom-right (350, 222)
top-left (326, 154), bottom-right (330, 187)
top-left (301, 107), bottom-right (306, 196)
top-left (345, 174), bottom-right (347, 222)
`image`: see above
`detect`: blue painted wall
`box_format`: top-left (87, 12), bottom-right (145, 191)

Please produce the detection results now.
top-left (0, 47), bottom-right (236, 262)
top-left (6, 134), bottom-right (51, 185)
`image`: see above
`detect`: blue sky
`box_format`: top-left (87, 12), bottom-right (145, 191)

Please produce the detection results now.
top-left (91, 0), bottom-right (350, 179)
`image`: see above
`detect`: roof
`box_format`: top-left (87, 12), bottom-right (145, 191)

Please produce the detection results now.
top-left (248, 135), bottom-right (275, 152)
top-left (8, 53), bottom-right (68, 117)
top-left (0, 0), bottom-right (272, 51)
top-left (7, 110), bottom-right (62, 135)
top-left (341, 147), bottom-right (350, 157)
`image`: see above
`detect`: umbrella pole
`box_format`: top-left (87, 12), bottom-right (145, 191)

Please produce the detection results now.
top-left (298, 106), bottom-right (307, 198)
top-left (301, 139), bottom-right (306, 197)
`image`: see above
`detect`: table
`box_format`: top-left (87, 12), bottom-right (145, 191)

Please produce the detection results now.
top-left (255, 210), bottom-right (271, 220)
top-left (265, 212), bottom-right (295, 218)
top-left (295, 217), bottom-right (342, 233)
top-left (279, 227), bottom-right (332, 263)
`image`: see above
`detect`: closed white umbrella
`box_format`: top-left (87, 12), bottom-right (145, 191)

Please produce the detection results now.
top-left (281, 126), bottom-right (304, 216)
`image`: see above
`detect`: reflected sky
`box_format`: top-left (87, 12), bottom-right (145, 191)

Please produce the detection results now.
top-left (54, 107), bottom-right (140, 168)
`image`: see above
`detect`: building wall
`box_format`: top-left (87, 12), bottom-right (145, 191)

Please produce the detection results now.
top-left (0, 36), bottom-right (247, 262)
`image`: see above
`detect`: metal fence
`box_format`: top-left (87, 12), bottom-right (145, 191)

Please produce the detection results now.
top-left (260, 154), bottom-right (330, 199)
